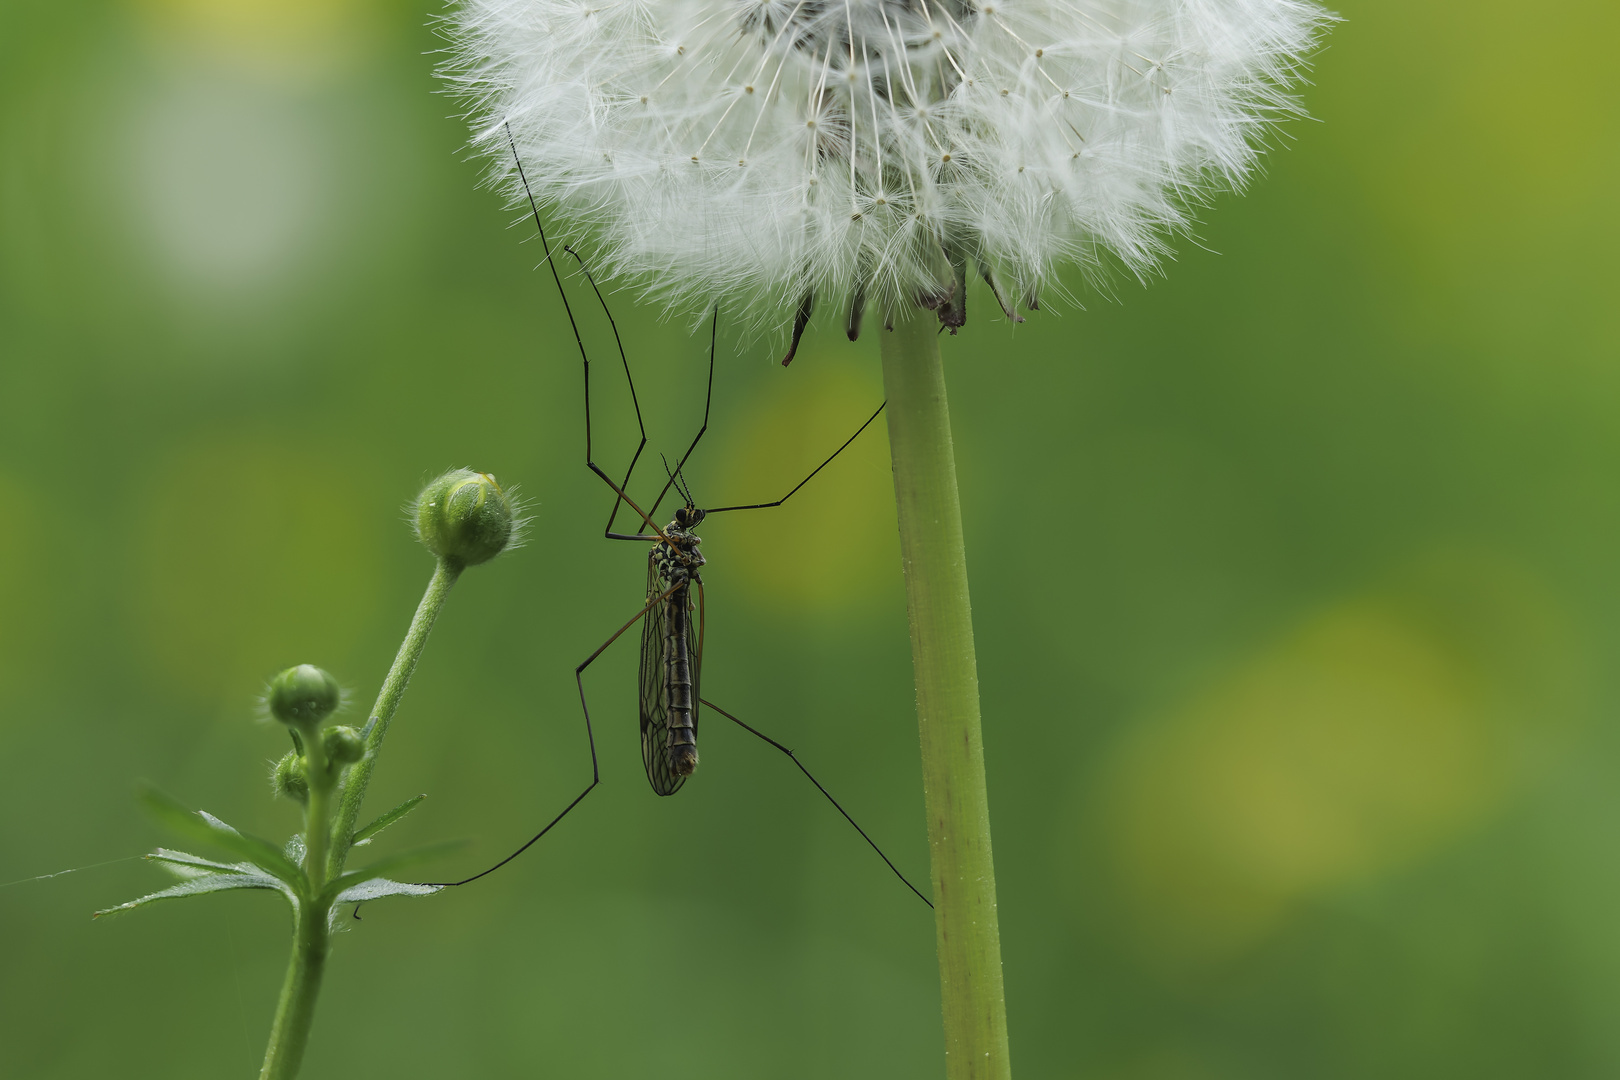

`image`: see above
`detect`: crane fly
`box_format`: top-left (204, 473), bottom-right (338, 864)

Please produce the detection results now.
top-left (426, 133), bottom-right (931, 909)
top-left (637, 477), bottom-right (704, 796)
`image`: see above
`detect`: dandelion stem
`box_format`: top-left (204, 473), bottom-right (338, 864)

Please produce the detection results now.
top-left (327, 560), bottom-right (463, 880)
top-left (880, 308), bottom-right (1011, 1080)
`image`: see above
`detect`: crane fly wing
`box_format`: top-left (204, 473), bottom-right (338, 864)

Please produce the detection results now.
top-left (691, 582), bottom-right (702, 742)
top-left (639, 556), bottom-right (687, 796)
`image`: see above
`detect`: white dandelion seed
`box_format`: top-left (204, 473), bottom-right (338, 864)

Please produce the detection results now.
top-left (444, 0), bottom-right (1333, 336)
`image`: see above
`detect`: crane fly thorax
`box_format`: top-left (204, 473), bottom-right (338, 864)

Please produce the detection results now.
top-left (652, 517), bottom-right (705, 585)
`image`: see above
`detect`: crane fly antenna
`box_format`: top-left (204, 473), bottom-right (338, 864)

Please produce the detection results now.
top-left (660, 454), bottom-right (696, 509)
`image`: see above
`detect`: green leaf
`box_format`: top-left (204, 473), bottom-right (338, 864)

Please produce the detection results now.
top-left (137, 785), bottom-right (305, 889)
top-left (317, 840), bottom-right (464, 907)
top-left (351, 794), bottom-right (426, 847)
top-left (94, 868), bottom-right (292, 919)
top-left (148, 848), bottom-right (254, 880)
top-left (332, 878), bottom-right (441, 906)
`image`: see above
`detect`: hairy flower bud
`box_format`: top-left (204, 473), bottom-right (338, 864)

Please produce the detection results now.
top-left (414, 469), bottom-right (517, 568)
top-left (322, 725), bottom-right (366, 766)
top-left (273, 750), bottom-right (309, 804)
top-left (267, 664), bottom-right (341, 726)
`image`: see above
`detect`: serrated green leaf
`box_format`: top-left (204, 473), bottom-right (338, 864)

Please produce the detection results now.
top-left (94, 869), bottom-right (292, 919)
top-left (148, 848), bottom-right (254, 880)
top-left (351, 794), bottom-right (426, 847)
top-left (137, 786), bottom-right (305, 889)
top-left (317, 840), bottom-right (465, 907)
top-left (332, 878), bottom-right (441, 906)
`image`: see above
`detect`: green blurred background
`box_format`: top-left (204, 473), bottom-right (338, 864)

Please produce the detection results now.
top-left (4, 0), bottom-right (1619, 1076)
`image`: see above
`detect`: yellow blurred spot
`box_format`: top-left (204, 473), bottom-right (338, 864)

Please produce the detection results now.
top-left (130, 0), bottom-right (380, 75)
top-left (711, 358), bottom-right (895, 615)
top-left (1102, 551), bottom-right (1583, 964)
top-left (1333, 1), bottom-right (1620, 366)
top-left (131, 434), bottom-right (383, 711)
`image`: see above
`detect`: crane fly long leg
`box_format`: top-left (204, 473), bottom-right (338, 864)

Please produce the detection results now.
top-left (505, 128), bottom-right (667, 544)
top-left (422, 581), bottom-right (684, 888)
top-left (512, 132), bottom-right (875, 533)
top-left (705, 400), bottom-right (887, 515)
top-left (699, 697), bottom-right (933, 909)
top-left (565, 247), bottom-right (649, 540)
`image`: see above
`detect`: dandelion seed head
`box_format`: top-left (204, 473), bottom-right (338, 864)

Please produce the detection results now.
top-left (446, 0), bottom-right (1333, 324)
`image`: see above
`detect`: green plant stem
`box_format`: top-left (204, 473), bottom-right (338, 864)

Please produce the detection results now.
top-left (302, 726), bottom-right (334, 893)
top-left (260, 725), bottom-right (335, 1080)
top-left (256, 559), bottom-right (462, 1080)
top-left (258, 887), bottom-right (330, 1080)
top-left (879, 308), bottom-right (1011, 1080)
top-left (327, 559), bottom-right (462, 880)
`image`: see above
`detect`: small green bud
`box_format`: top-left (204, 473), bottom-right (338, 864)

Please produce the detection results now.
top-left (267, 664), bottom-right (341, 726)
top-left (415, 469), bottom-right (517, 567)
top-left (273, 751), bottom-right (309, 804)
top-left (322, 725), bottom-right (365, 766)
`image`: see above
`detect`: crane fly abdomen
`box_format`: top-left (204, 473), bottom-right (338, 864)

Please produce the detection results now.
top-left (662, 581), bottom-right (699, 776)
top-left (640, 512), bottom-right (705, 796)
